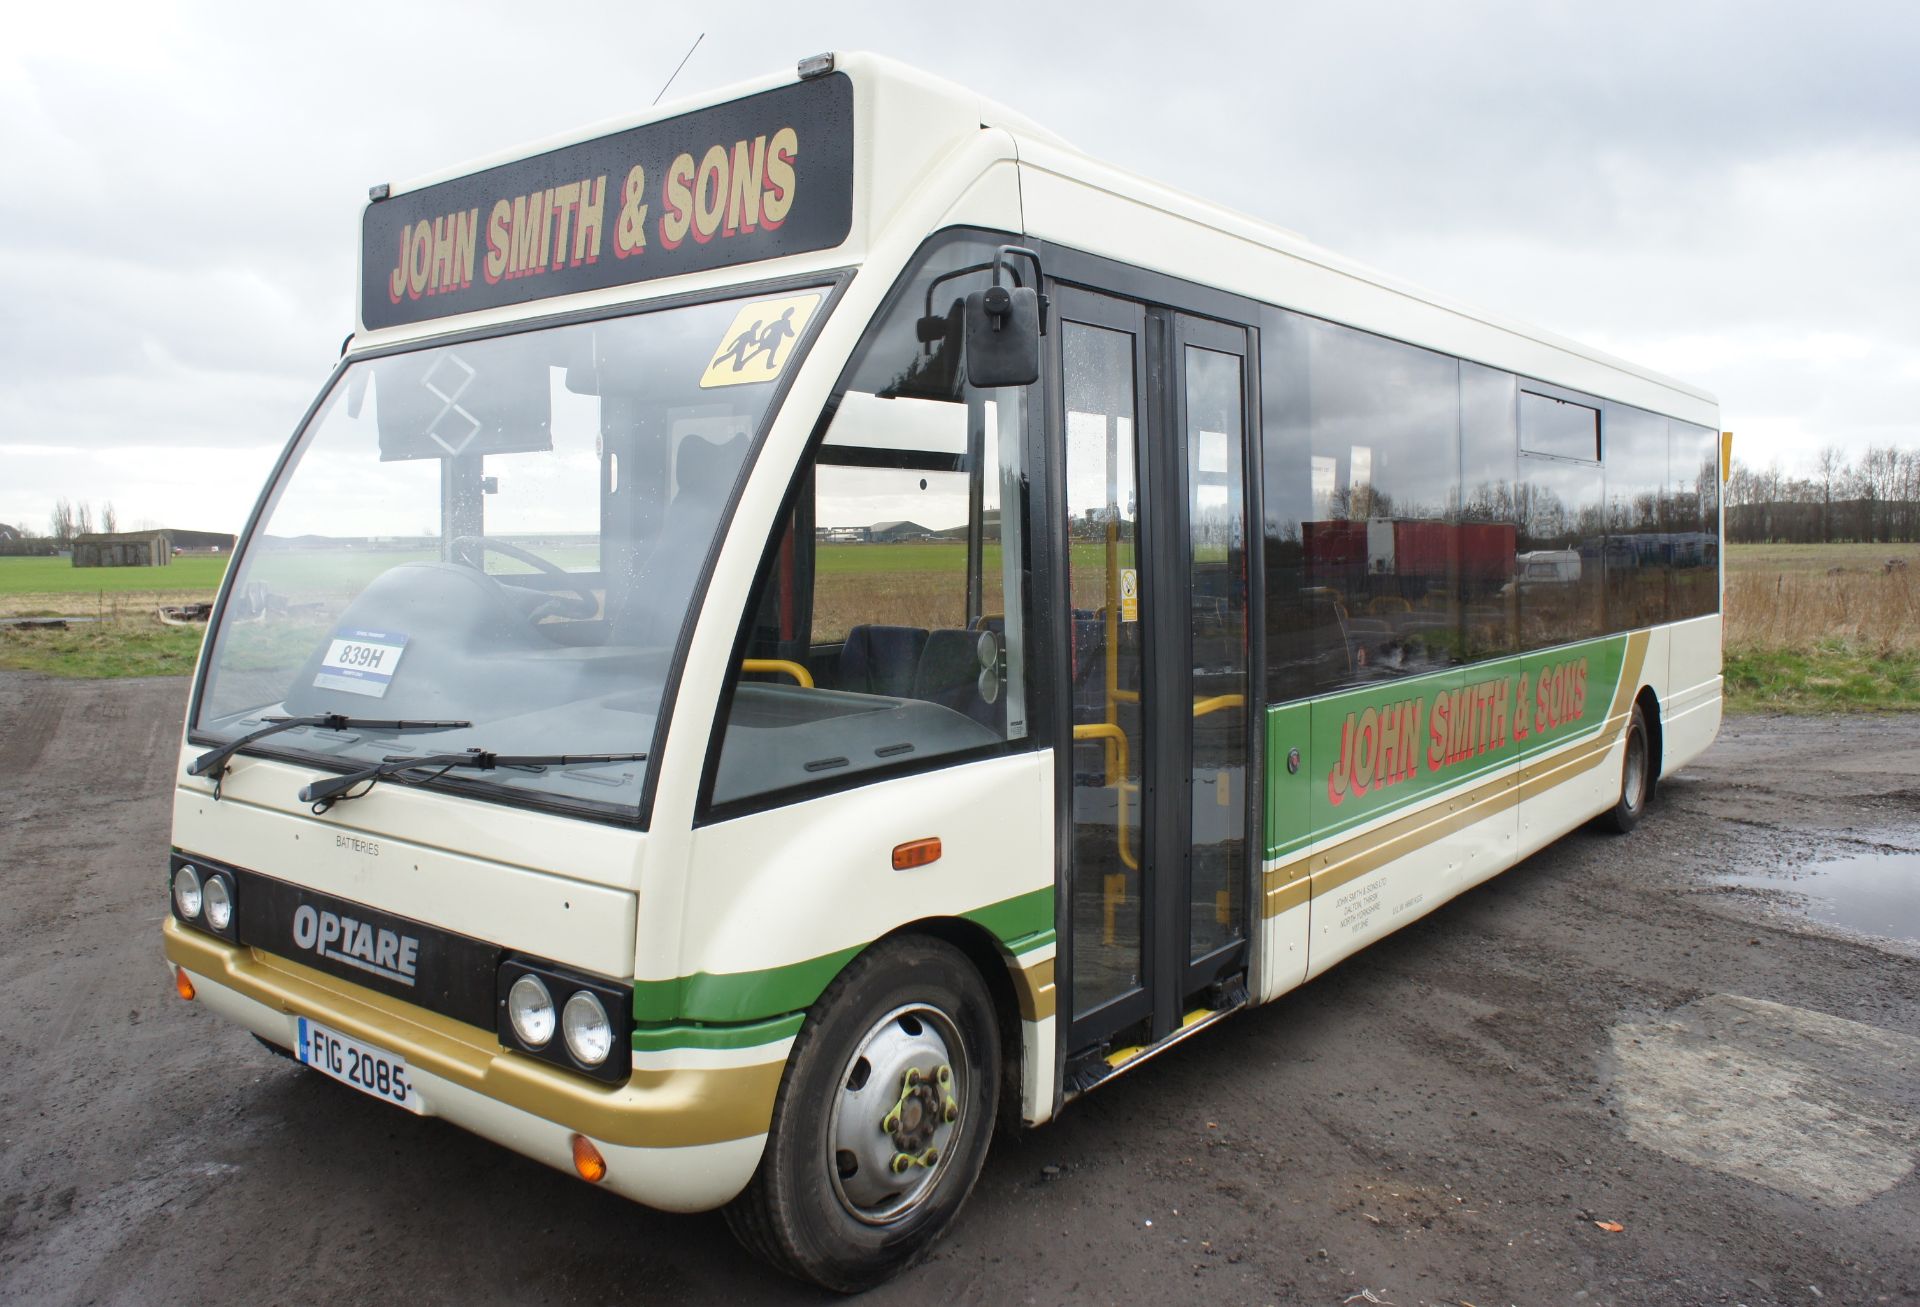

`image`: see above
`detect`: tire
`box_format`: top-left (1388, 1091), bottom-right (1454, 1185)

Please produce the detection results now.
top-left (724, 935), bottom-right (1001, 1293)
top-left (1603, 701), bottom-right (1652, 834)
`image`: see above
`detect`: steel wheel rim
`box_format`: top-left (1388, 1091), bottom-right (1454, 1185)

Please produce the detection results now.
top-left (825, 1002), bottom-right (968, 1226)
top-left (1624, 726), bottom-right (1647, 813)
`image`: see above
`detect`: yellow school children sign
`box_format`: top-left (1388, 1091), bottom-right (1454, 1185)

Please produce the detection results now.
top-left (700, 293), bottom-right (822, 388)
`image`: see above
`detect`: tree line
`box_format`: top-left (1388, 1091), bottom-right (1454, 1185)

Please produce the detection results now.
top-left (0, 500), bottom-right (133, 555)
top-left (1726, 444), bottom-right (1920, 544)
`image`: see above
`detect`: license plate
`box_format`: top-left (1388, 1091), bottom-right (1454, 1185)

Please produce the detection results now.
top-left (297, 1017), bottom-right (424, 1113)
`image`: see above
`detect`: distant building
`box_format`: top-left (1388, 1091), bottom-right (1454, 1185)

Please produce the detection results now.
top-left (71, 528), bottom-right (236, 568)
top-left (868, 520), bottom-right (935, 542)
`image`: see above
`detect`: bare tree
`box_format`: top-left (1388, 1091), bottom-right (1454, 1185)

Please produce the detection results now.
top-left (1814, 445), bottom-right (1843, 543)
top-left (74, 501), bottom-right (94, 538)
top-left (101, 501), bottom-right (118, 534)
top-left (49, 498), bottom-right (74, 545)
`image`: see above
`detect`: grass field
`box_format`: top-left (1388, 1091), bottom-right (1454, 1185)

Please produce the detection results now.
top-left (1721, 541), bottom-right (1919, 712)
top-left (0, 555), bottom-right (231, 595)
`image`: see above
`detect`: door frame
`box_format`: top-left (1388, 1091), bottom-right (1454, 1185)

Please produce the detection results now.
top-left (1040, 249), bottom-right (1267, 1066)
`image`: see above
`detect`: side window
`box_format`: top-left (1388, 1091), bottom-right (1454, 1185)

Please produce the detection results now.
top-left (1603, 403), bottom-right (1670, 631)
top-left (1259, 313), bottom-right (1464, 695)
top-left (706, 236), bottom-right (1033, 811)
top-left (1459, 362), bottom-right (1521, 659)
top-left (1517, 450), bottom-right (1605, 647)
top-left (1669, 420), bottom-right (1721, 620)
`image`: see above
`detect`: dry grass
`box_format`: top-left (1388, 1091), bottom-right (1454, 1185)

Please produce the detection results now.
top-left (0, 614), bottom-right (206, 678)
top-left (1724, 544), bottom-right (1920, 653)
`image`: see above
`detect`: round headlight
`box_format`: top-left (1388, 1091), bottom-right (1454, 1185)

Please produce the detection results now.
top-left (562, 991), bottom-right (613, 1067)
top-left (172, 865), bottom-right (203, 920)
top-left (203, 875), bottom-right (233, 931)
top-left (507, 974), bottom-right (555, 1048)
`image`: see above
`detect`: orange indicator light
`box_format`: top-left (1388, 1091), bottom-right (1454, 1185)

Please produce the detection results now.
top-left (174, 969), bottom-right (196, 1001)
top-left (892, 837), bottom-right (942, 870)
top-left (570, 1133), bottom-right (607, 1184)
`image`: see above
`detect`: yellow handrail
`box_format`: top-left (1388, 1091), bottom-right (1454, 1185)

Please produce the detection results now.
top-left (1072, 723), bottom-right (1139, 877)
top-left (741, 659), bottom-right (813, 688)
top-left (1192, 694), bottom-right (1245, 718)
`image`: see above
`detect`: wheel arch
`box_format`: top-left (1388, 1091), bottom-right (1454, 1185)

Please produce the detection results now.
top-left (1634, 684), bottom-right (1664, 797)
top-left (880, 917), bottom-right (1030, 1134)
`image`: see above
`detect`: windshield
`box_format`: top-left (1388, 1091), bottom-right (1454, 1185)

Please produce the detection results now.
top-left (194, 287), bottom-right (830, 817)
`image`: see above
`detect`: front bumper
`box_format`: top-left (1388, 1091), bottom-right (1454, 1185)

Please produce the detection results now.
top-left (164, 918), bottom-right (778, 1212)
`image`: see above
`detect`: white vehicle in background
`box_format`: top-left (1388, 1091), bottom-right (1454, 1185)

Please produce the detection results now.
top-left (1518, 548), bottom-right (1583, 585)
top-left (164, 51), bottom-right (1723, 1291)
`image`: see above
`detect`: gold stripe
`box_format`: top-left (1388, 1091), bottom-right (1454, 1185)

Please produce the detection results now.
top-left (1013, 955), bottom-right (1056, 1022)
top-left (163, 919), bottom-right (782, 1149)
top-left (1264, 633), bottom-right (1653, 919)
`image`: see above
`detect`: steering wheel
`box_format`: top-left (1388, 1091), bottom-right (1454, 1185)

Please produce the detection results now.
top-left (451, 536), bottom-right (599, 622)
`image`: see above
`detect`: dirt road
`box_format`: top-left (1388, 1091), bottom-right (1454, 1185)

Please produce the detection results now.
top-left (1, 672), bottom-right (1915, 1306)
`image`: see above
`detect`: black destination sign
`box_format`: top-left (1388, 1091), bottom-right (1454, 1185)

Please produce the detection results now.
top-left (362, 74), bottom-right (854, 331)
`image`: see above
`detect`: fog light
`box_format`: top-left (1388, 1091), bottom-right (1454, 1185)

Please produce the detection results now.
top-left (203, 875), bottom-right (233, 931)
top-left (562, 991), bottom-right (613, 1067)
top-left (570, 1132), bottom-right (606, 1183)
top-left (507, 974), bottom-right (555, 1048)
top-left (173, 865), bottom-right (203, 920)
top-left (174, 968), bottom-right (196, 1001)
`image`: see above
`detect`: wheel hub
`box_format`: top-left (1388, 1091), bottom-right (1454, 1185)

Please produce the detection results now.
top-left (882, 1065), bottom-right (957, 1169)
top-left (828, 1006), bottom-right (966, 1224)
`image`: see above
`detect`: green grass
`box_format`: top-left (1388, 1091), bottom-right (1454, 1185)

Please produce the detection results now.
top-left (0, 619), bottom-right (207, 678)
top-left (1724, 642), bottom-right (1920, 714)
top-left (0, 554), bottom-right (232, 594)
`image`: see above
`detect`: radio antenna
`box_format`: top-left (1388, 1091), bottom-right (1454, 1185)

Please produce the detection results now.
top-left (652, 33), bottom-right (705, 106)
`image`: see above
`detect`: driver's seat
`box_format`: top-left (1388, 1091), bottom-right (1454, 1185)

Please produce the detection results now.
top-left (605, 433), bottom-right (745, 648)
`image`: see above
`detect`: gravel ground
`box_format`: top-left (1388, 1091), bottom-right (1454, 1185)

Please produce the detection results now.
top-left (1, 672), bottom-right (1915, 1306)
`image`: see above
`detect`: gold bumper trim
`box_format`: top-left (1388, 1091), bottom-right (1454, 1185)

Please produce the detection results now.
top-left (163, 919), bottom-right (782, 1149)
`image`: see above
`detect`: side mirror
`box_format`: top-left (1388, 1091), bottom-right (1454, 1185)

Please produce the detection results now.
top-left (964, 283), bottom-right (1041, 388)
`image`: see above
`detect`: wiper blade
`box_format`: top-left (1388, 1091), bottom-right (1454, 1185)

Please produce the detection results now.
top-left (299, 748), bottom-right (648, 814)
top-left (188, 714), bottom-right (473, 795)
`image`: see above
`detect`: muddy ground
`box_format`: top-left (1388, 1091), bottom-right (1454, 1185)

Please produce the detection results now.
top-left (1, 671), bottom-right (1915, 1307)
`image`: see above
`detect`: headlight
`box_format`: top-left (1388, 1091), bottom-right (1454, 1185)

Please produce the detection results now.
top-left (203, 875), bottom-right (233, 931)
top-left (562, 991), bottom-right (613, 1067)
top-left (173, 865), bottom-right (203, 920)
top-left (507, 974), bottom-right (555, 1047)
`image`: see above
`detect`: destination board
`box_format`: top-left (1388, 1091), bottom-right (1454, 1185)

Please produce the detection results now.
top-left (362, 74), bottom-right (854, 330)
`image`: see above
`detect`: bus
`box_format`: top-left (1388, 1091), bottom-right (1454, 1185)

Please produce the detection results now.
top-left (164, 51), bottom-right (1724, 1292)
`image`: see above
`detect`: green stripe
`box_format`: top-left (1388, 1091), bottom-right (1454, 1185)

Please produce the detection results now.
top-left (631, 886), bottom-right (1056, 1024)
top-left (631, 1012), bottom-right (805, 1054)
top-left (1266, 633), bottom-right (1629, 859)
top-left (961, 886), bottom-right (1054, 952)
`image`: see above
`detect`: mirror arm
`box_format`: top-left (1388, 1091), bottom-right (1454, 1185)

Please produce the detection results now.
top-left (991, 246), bottom-right (1048, 333)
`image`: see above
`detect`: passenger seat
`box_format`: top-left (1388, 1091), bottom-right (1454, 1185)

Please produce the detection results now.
top-left (914, 628), bottom-right (1004, 732)
top-left (837, 625), bottom-right (928, 698)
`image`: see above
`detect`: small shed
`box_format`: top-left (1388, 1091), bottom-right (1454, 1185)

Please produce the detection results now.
top-left (72, 531), bottom-right (173, 568)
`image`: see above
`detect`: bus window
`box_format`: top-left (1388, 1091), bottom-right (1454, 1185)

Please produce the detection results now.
top-left (1604, 402), bottom-right (1672, 631)
top-left (706, 235), bottom-right (1033, 811)
top-left (1260, 315), bottom-right (1464, 693)
top-left (1669, 420), bottom-right (1722, 620)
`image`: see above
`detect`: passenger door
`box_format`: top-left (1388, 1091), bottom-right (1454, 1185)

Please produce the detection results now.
top-left (1055, 287), bottom-right (1255, 1058)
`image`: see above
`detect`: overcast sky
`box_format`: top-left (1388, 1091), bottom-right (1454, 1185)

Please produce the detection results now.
top-left (3, 1), bottom-right (1915, 534)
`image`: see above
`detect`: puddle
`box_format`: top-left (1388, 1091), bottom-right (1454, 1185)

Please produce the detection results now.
top-left (1722, 849), bottom-right (1920, 944)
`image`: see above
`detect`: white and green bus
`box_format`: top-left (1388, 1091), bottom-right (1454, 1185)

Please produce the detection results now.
top-left (165, 52), bottom-right (1723, 1291)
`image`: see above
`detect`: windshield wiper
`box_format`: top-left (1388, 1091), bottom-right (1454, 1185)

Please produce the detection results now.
top-left (299, 748), bottom-right (648, 814)
top-left (188, 714), bottom-right (473, 796)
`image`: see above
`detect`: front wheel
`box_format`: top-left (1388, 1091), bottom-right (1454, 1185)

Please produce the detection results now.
top-left (724, 935), bottom-right (1001, 1293)
top-left (1603, 701), bottom-right (1652, 833)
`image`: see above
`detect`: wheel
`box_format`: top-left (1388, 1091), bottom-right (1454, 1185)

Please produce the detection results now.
top-left (1603, 701), bottom-right (1651, 833)
top-left (724, 935), bottom-right (1000, 1292)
